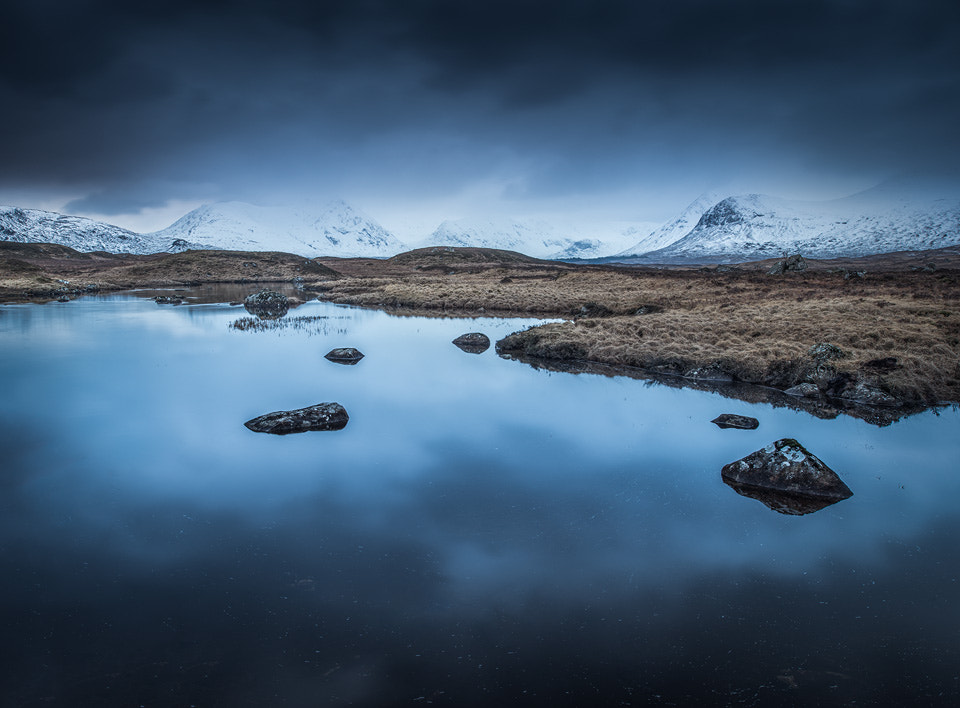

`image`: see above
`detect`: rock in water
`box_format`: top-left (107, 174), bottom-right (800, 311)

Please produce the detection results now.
top-left (452, 332), bottom-right (491, 353)
top-left (324, 347), bottom-right (364, 364)
top-left (244, 402), bottom-right (348, 434)
top-left (243, 290), bottom-right (289, 318)
top-left (711, 414), bottom-right (759, 430)
top-left (721, 438), bottom-right (852, 515)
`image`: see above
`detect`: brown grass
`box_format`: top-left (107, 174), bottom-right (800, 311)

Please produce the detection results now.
top-left (0, 243), bottom-right (339, 299)
top-left (315, 258), bottom-right (960, 407)
top-left (3, 242), bottom-right (958, 408)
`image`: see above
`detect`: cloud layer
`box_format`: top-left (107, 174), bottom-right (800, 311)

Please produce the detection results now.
top-left (2, 0), bottom-right (958, 226)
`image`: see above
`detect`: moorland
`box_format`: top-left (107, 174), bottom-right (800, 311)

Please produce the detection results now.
top-left (2, 241), bottom-right (958, 421)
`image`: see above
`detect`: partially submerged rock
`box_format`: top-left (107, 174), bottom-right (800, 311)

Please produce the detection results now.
top-left (244, 402), bottom-right (348, 434)
top-left (325, 347), bottom-right (364, 364)
top-left (452, 332), bottom-right (491, 353)
top-left (711, 413), bottom-right (759, 430)
top-left (243, 290), bottom-right (289, 319)
top-left (784, 382), bottom-right (820, 398)
top-left (721, 438), bottom-right (852, 515)
top-left (824, 371), bottom-right (898, 407)
top-left (154, 295), bottom-right (182, 305)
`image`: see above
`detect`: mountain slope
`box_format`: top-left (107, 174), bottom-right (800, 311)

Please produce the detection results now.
top-left (616, 192), bottom-right (722, 257)
top-left (0, 206), bottom-right (204, 254)
top-left (419, 218), bottom-right (643, 259)
top-left (149, 200), bottom-right (404, 258)
top-left (636, 189), bottom-right (960, 262)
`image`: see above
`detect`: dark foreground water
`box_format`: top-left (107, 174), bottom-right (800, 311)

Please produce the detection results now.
top-left (1, 290), bottom-right (958, 707)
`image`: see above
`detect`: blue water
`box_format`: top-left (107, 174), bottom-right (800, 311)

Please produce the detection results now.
top-left (1, 291), bottom-right (958, 706)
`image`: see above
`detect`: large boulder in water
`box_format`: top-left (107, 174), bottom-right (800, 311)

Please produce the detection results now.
top-left (324, 347), bottom-right (364, 364)
top-left (244, 402), bottom-right (348, 434)
top-left (721, 438), bottom-right (852, 515)
top-left (243, 290), bottom-right (289, 318)
top-left (452, 332), bottom-right (490, 353)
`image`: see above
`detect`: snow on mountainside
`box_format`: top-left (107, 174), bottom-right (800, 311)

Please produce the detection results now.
top-left (617, 192), bottom-right (722, 257)
top-left (0, 206), bottom-right (205, 254)
top-left (149, 200), bottom-right (404, 258)
top-left (641, 189), bottom-right (960, 262)
top-left (419, 218), bottom-right (643, 259)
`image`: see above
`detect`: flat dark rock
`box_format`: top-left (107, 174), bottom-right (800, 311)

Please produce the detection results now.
top-left (325, 347), bottom-right (364, 364)
top-left (711, 413), bottom-right (759, 430)
top-left (721, 438), bottom-right (852, 514)
top-left (244, 402), bottom-right (348, 434)
top-left (243, 290), bottom-right (289, 319)
top-left (452, 332), bottom-right (490, 353)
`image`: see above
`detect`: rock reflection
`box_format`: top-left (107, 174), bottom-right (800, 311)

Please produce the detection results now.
top-left (452, 332), bottom-right (491, 354)
top-left (722, 480), bottom-right (847, 515)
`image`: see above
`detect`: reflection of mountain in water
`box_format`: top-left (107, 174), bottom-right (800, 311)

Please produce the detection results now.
top-left (722, 481), bottom-right (848, 515)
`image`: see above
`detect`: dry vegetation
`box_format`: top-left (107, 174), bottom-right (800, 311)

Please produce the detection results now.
top-left (0, 242), bottom-right (337, 299)
top-left (3, 242), bottom-right (959, 412)
top-left (315, 248), bottom-right (960, 409)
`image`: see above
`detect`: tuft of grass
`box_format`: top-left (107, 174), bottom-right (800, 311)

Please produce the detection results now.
top-left (229, 315), bottom-right (334, 335)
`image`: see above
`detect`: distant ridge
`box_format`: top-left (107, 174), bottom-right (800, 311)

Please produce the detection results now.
top-left (640, 189), bottom-right (960, 262)
top-left (0, 206), bottom-right (206, 254)
top-left (4, 183), bottom-right (959, 262)
top-left (149, 200), bottom-right (405, 258)
top-left (418, 217), bottom-right (642, 260)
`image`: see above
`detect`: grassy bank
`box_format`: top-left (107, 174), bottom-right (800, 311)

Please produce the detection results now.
top-left (315, 248), bottom-right (960, 410)
top-left (3, 242), bottom-right (958, 413)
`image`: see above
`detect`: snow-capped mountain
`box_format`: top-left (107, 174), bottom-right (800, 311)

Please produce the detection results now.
top-left (149, 200), bottom-right (404, 258)
top-left (616, 192), bottom-right (721, 257)
top-left (641, 188), bottom-right (960, 262)
top-left (0, 206), bottom-right (205, 254)
top-left (418, 218), bottom-right (644, 259)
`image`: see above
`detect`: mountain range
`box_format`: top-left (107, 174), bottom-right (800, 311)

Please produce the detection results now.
top-left (417, 217), bottom-right (644, 260)
top-left (147, 200), bottom-right (404, 258)
top-left (630, 186), bottom-right (960, 263)
top-left (0, 206), bottom-right (206, 254)
top-left (3, 184), bottom-right (959, 262)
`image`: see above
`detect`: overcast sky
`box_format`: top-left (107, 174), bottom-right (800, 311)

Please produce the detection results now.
top-left (2, 0), bottom-right (958, 233)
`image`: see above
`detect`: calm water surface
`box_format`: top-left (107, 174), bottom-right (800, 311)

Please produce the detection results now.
top-left (1, 291), bottom-right (958, 706)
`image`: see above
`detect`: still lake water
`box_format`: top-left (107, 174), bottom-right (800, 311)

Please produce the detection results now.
top-left (1, 290), bottom-right (958, 706)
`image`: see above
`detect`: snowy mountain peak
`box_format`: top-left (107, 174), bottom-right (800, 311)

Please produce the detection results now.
top-left (0, 205), bottom-right (206, 254)
top-left (149, 200), bottom-right (404, 258)
top-left (421, 217), bottom-right (643, 259)
top-left (642, 189), bottom-right (960, 262)
top-left (617, 191), bottom-right (723, 257)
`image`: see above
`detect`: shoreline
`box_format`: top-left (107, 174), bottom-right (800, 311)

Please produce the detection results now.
top-left (3, 242), bottom-right (958, 420)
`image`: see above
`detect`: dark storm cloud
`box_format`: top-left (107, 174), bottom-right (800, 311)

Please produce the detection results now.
top-left (2, 1), bottom-right (959, 215)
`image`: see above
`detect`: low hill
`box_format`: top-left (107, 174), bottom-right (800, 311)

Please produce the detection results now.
top-left (389, 246), bottom-right (550, 268)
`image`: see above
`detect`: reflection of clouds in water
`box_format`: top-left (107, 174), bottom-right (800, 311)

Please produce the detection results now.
top-left (2, 296), bottom-right (959, 603)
